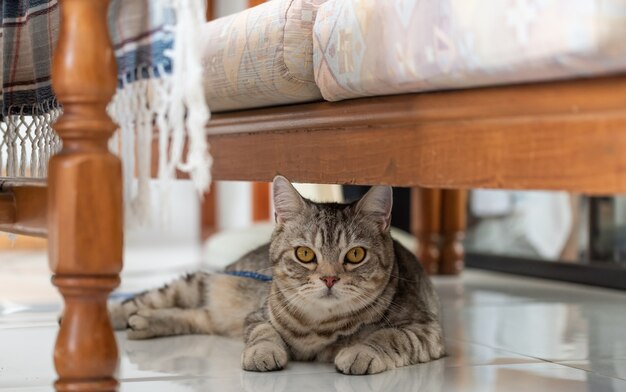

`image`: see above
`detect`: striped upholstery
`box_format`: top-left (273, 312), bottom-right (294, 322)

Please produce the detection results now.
top-left (313, 0), bottom-right (626, 102)
top-left (202, 0), bottom-right (327, 112)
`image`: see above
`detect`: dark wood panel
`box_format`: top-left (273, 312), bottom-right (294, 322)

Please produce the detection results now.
top-left (467, 253), bottom-right (626, 291)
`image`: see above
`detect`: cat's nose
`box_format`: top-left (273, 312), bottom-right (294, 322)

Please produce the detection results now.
top-left (320, 276), bottom-right (340, 288)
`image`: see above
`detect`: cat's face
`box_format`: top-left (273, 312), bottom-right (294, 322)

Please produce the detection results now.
top-left (269, 176), bottom-right (395, 317)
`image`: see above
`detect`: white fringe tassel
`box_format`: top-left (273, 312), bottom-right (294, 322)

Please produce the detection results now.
top-left (170, 0), bottom-right (212, 191)
top-left (108, 0), bottom-right (212, 226)
top-left (0, 102), bottom-right (62, 178)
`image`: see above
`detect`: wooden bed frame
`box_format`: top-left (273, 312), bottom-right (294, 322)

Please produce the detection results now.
top-left (1, 1), bottom-right (626, 390)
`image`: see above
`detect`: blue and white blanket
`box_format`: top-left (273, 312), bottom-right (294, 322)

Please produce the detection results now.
top-left (0, 0), bottom-right (211, 222)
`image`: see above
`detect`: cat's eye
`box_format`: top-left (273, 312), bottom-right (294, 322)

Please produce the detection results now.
top-left (295, 246), bottom-right (316, 263)
top-left (345, 247), bottom-right (366, 264)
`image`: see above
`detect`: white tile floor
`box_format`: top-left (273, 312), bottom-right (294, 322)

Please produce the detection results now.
top-left (2, 251), bottom-right (626, 391)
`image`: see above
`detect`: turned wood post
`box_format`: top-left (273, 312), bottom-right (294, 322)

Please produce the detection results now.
top-left (440, 189), bottom-right (467, 275)
top-left (411, 187), bottom-right (442, 274)
top-left (49, 1), bottom-right (122, 391)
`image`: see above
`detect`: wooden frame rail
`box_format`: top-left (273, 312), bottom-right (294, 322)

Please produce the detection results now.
top-left (206, 75), bottom-right (626, 194)
top-left (0, 180), bottom-right (47, 236)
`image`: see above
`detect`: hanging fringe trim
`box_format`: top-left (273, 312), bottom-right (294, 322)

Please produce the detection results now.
top-left (0, 1), bottom-right (211, 228)
top-left (0, 99), bottom-right (62, 178)
top-left (169, 0), bottom-right (212, 191)
top-left (108, 0), bottom-right (212, 226)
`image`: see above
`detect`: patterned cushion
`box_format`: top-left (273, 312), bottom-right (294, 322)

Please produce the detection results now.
top-left (202, 0), bottom-right (327, 112)
top-left (313, 0), bottom-right (626, 102)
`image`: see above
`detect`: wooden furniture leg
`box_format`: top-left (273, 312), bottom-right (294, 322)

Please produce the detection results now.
top-left (411, 187), bottom-right (442, 274)
top-left (49, 1), bottom-right (122, 391)
top-left (440, 189), bottom-right (467, 275)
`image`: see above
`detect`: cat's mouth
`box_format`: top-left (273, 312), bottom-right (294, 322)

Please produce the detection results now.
top-left (320, 289), bottom-right (338, 299)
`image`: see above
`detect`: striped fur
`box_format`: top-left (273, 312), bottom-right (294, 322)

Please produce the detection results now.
top-left (108, 177), bottom-right (444, 374)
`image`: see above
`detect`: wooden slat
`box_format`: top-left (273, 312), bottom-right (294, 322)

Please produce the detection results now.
top-left (206, 0), bottom-right (214, 21)
top-left (248, 0), bottom-right (265, 7)
top-left (205, 76), bottom-right (626, 194)
top-left (0, 185), bottom-right (47, 237)
top-left (252, 182), bottom-right (271, 222)
top-left (201, 183), bottom-right (217, 240)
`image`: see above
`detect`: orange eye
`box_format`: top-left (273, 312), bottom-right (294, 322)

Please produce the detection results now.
top-left (345, 247), bottom-right (366, 264)
top-left (295, 246), bottom-right (316, 263)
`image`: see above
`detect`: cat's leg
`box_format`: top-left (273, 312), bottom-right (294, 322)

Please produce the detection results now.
top-left (126, 308), bottom-right (216, 339)
top-left (334, 321), bottom-right (445, 375)
top-left (109, 272), bottom-right (208, 330)
top-left (241, 309), bottom-right (289, 372)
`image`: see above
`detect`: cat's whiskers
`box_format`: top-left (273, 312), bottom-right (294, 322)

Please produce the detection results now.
top-left (269, 288), bottom-right (308, 321)
top-left (336, 285), bottom-right (392, 325)
top-left (356, 290), bottom-right (406, 317)
top-left (271, 298), bottom-right (306, 324)
top-left (264, 285), bottom-right (300, 303)
top-left (384, 271), bottom-right (417, 283)
top-left (348, 294), bottom-right (394, 329)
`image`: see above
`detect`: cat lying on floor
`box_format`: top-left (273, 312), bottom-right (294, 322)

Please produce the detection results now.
top-left (109, 176), bottom-right (444, 375)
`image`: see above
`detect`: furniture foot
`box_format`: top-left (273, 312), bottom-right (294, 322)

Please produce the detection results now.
top-left (440, 189), bottom-right (468, 275)
top-left (411, 187), bottom-right (442, 274)
top-left (49, 0), bottom-right (122, 390)
top-left (53, 277), bottom-right (120, 392)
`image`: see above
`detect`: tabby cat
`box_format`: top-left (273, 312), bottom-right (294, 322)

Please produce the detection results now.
top-left (109, 176), bottom-right (445, 374)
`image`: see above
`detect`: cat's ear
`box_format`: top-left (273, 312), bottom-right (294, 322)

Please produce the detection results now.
top-left (355, 186), bottom-right (393, 231)
top-left (273, 175), bottom-right (305, 224)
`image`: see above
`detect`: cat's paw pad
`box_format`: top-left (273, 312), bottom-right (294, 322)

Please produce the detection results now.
top-left (241, 342), bottom-right (288, 372)
top-left (127, 310), bottom-right (156, 340)
top-left (335, 344), bottom-right (388, 375)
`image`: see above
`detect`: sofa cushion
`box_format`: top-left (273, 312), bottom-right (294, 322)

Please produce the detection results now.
top-left (202, 0), bottom-right (327, 112)
top-left (313, 0), bottom-right (626, 101)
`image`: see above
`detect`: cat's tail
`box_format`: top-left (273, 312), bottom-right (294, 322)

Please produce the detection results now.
top-left (109, 272), bottom-right (209, 330)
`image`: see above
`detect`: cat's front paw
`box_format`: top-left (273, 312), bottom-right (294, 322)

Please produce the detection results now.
top-left (335, 344), bottom-right (388, 375)
top-left (127, 309), bottom-right (158, 340)
top-left (241, 342), bottom-right (288, 372)
top-left (109, 301), bottom-right (130, 330)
